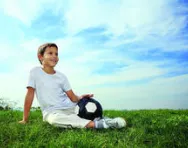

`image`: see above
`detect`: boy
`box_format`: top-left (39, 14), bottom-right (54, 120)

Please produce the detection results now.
top-left (19, 43), bottom-right (126, 128)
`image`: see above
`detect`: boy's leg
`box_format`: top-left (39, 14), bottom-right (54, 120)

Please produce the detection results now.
top-left (44, 110), bottom-right (91, 128)
top-left (44, 109), bottom-right (126, 129)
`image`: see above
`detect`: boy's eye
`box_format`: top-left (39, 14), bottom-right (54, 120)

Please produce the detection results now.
top-left (48, 52), bottom-right (58, 56)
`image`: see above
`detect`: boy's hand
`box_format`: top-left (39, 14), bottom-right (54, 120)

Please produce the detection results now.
top-left (81, 94), bottom-right (94, 99)
top-left (18, 120), bottom-right (27, 124)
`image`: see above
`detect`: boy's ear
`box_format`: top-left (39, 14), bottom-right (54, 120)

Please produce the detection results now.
top-left (38, 54), bottom-right (43, 61)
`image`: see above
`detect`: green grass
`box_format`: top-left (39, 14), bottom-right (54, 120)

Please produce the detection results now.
top-left (0, 109), bottom-right (188, 148)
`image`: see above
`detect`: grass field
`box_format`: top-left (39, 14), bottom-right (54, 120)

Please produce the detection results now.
top-left (0, 109), bottom-right (188, 148)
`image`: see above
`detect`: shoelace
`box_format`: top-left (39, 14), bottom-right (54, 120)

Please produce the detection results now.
top-left (105, 118), bottom-right (118, 128)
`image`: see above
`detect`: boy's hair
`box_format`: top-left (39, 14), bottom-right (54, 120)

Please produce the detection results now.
top-left (37, 43), bottom-right (58, 64)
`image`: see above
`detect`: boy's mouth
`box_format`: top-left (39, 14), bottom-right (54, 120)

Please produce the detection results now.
top-left (50, 59), bottom-right (57, 63)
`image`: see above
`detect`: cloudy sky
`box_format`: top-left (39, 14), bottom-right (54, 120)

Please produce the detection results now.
top-left (0, 0), bottom-right (188, 110)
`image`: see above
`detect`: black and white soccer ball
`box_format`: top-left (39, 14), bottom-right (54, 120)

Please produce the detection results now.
top-left (75, 97), bottom-right (103, 120)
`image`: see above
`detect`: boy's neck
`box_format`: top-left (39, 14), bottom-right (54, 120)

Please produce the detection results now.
top-left (42, 66), bottom-right (56, 74)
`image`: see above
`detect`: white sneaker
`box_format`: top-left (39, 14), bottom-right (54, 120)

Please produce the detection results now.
top-left (104, 117), bottom-right (126, 128)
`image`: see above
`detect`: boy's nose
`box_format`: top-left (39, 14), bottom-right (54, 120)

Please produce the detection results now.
top-left (53, 54), bottom-right (58, 57)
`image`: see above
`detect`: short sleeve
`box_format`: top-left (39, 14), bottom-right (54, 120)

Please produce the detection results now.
top-left (27, 69), bottom-right (36, 89)
top-left (62, 75), bottom-right (71, 92)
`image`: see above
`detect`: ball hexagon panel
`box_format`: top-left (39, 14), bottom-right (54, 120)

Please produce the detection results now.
top-left (85, 102), bottom-right (97, 113)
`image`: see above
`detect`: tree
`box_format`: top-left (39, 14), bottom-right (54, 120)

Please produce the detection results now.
top-left (0, 97), bottom-right (16, 110)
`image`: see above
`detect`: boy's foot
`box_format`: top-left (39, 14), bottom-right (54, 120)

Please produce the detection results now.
top-left (104, 117), bottom-right (126, 128)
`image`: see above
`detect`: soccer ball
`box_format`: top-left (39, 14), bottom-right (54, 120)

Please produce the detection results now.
top-left (75, 97), bottom-right (103, 120)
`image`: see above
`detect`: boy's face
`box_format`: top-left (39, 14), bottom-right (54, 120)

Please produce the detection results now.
top-left (39, 46), bottom-right (59, 68)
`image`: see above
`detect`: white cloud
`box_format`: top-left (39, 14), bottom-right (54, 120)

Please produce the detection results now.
top-left (1, 0), bottom-right (42, 26)
top-left (64, 0), bottom-right (188, 53)
top-left (64, 0), bottom-right (187, 36)
top-left (0, 0), bottom-right (66, 26)
top-left (21, 38), bottom-right (42, 52)
top-left (1, 0), bottom-right (186, 41)
top-left (55, 37), bottom-right (86, 55)
top-left (0, 43), bottom-right (16, 61)
top-left (90, 74), bottom-right (188, 110)
top-left (64, 0), bottom-right (118, 34)
top-left (60, 60), bottom-right (166, 88)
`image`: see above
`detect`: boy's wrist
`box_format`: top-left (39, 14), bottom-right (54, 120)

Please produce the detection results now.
top-left (78, 96), bottom-right (82, 101)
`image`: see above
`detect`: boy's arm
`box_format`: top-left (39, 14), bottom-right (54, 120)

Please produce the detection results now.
top-left (19, 87), bottom-right (35, 124)
top-left (65, 89), bottom-right (93, 102)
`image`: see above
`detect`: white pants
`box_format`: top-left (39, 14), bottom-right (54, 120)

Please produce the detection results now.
top-left (43, 107), bottom-right (91, 128)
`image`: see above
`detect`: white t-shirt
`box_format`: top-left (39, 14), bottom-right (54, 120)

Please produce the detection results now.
top-left (27, 67), bottom-right (76, 115)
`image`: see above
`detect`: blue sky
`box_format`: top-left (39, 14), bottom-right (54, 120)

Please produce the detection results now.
top-left (0, 0), bottom-right (188, 110)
